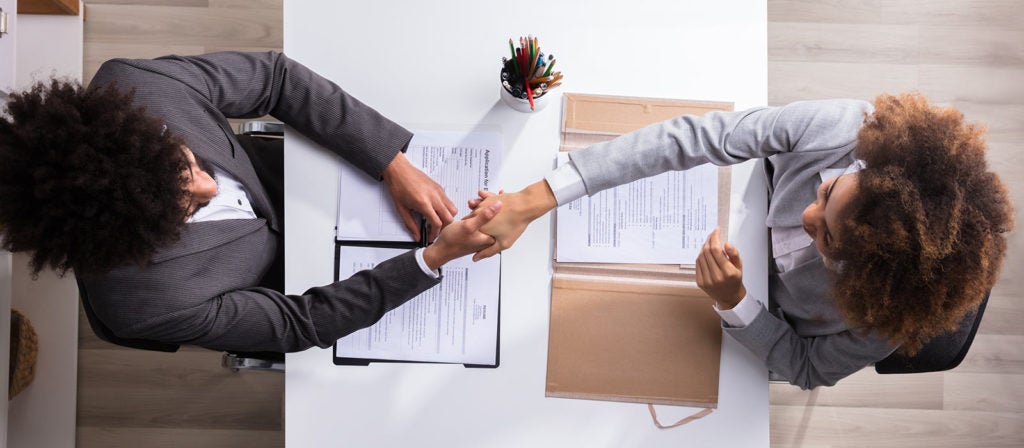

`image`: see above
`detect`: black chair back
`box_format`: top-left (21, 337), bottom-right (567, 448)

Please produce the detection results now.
top-left (875, 290), bottom-right (990, 374)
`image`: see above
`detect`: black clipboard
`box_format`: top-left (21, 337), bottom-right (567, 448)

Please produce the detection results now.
top-left (330, 220), bottom-right (501, 368)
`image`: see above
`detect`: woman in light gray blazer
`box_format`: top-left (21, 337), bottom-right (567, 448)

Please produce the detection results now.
top-left (470, 93), bottom-right (1013, 389)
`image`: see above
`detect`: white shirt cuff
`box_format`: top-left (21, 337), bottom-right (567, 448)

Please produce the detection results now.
top-left (414, 247), bottom-right (440, 279)
top-left (714, 293), bottom-right (764, 328)
top-left (543, 160), bottom-right (588, 206)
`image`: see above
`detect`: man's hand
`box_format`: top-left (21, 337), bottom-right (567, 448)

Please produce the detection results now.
top-left (695, 228), bottom-right (747, 309)
top-left (466, 180), bottom-right (557, 261)
top-left (382, 152), bottom-right (458, 242)
top-left (422, 200), bottom-right (502, 271)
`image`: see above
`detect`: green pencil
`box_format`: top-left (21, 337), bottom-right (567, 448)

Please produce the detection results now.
top-left (542, 58), bottom-right (556, 77)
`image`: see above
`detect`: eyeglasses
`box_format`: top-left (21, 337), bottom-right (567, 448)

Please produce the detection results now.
top-left (844, 159), bottom-right (866, 175)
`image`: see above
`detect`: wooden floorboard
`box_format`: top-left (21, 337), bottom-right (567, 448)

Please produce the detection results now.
top-left (771, 406), bottom-right (1024, 447)
top-left (77, 427), bottom-right (284, 448)
top-left (77, 349), bottom-right (283, 430)
top-left (769, 368), bottom-right (945, 410)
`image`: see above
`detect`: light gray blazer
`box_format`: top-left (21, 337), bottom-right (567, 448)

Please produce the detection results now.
top-left (82, 52), bottom-right (439, 353)
top-left (569, 99), bottom-right (898, 389)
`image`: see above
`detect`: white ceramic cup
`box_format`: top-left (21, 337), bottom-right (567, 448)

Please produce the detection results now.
top-left (500, 84), bottom-right (551, 113)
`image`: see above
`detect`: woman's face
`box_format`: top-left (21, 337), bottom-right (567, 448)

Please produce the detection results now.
top-left (802, 172), bottom-right (859, 259)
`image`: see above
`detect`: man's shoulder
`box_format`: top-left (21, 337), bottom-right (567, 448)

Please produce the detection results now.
top-left (81, 221), bottom-right (275, 333)
top-left (89, 56), bottom-right (195, 92)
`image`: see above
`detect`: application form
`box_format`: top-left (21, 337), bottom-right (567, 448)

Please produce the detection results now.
top-left (336, 130), bottom-right (501, 242)
top-left (334, 246), bottom-right (500, 365)
top-left (555, 153), bottom-right (719, 265)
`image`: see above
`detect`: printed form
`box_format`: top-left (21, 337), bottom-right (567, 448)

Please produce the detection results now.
top-left (334, 247), bottom-right (500, 365)
top-left (336, 130), bottom-right (502, 242)
top-left (555, 153), bottom-right (719, 265)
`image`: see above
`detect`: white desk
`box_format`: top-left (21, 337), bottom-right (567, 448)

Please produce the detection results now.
top-left (284, 2), bottom-right (769, 446)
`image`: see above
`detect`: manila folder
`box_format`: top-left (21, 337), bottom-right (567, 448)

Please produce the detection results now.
top-left (545, 277), bottom-right (722, 407)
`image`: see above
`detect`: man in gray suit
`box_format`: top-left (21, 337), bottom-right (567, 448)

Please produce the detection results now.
top-left (0, 51), bottom-right (500, 353)
top-left (467, 93), bottom-right (1012, 389)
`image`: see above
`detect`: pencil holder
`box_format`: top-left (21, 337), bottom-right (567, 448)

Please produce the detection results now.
top-left (500, 35), bottom-right (562, 113)
top-left (499, 82), bottom-right (551, 113)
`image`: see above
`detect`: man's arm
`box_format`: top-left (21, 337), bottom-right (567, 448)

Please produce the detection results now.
top-left (96, 51), bottom-right (456, 239)
top-left (88, 201), bottom-right (501, 353)
top-left (382, 152), bottom-right (457, 242)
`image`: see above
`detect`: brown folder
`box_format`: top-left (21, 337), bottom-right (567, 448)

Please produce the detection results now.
top-left (545, 94), bottom-right (733, 408)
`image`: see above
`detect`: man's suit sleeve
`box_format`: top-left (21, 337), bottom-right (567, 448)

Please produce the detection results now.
top-left (192, 251), bottom-right (441, 352)
top-left (90, 248), bottom-right (441, 354)
top-left (141, 51), bottom-right (411, 179)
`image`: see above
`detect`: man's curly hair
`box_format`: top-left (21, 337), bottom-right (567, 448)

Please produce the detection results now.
top-left (832, 92), bottom-right (1014, 355)
top-left (0, 79), bottom-right (191, 277)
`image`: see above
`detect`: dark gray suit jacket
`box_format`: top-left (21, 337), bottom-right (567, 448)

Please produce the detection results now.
top-left (82, 52), bottom-right (440, 353)
top-left (568, 99), bottom-right (898, 388)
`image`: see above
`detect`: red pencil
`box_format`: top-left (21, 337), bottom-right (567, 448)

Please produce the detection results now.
top-left (519, 47), bottom-right (528, 78)
top-left (524, 79), bottom-right (535, 110)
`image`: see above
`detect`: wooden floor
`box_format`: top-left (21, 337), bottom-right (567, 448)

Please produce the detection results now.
top-left (766, 1), bottom-right (1024, 446)
top-left (77, 0), bottom-right (1024, 447)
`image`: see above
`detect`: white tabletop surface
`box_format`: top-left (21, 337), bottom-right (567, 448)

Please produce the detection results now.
top-left (284, 1), bottom-right (769, 446)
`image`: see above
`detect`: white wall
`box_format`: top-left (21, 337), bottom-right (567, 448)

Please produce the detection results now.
top-left (14, 6), bottom-right (81, 87)
top-left (0, 2), bottom-right (16, 445)
top-left (7, 5), bottom-right (83, 448)
top-left (0, 0), bottom-right (16, 95)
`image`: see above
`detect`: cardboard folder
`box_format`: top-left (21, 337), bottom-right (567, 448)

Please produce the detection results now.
top-left (545, 94), bottom-right (733, 407)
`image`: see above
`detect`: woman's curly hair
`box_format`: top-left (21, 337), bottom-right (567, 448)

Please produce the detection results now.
top-left (832, 92), bottom-right (1014, 355)
top-left (0, 79), bottom-right (191, 277)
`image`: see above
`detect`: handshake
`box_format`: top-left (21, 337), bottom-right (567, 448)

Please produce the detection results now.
top-left (402, 166), bottom-right (743, 309)
top-left (420, 180), bottom-right (557, 271)
top-left (428, 184), bottom-right (745, 310)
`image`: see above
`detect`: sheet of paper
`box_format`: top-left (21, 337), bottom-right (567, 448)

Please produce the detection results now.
top-left (336, 130), bottom-right (502, 242)
top-left (555, 153), bottom-right (718, 264)
top-left (334, 246), bottom-right (500, 365)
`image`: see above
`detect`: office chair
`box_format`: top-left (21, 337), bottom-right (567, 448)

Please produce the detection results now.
top-left (238, 120), bottom-right (284, 138)
top-left (76, 278), bottom-right (285, 372)
top-left (766, 290), bottom-right (990, 383)
top-left (874, 290), bottom-right (990, 374)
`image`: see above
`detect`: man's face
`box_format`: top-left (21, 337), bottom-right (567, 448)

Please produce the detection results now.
top-left (180, 146), bottom-right (218, 219)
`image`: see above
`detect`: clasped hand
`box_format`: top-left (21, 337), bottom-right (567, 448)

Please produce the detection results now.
top-left (422, 200), bottom-right (502, 270)
top-left (464, 181), bottom-right (557, 261)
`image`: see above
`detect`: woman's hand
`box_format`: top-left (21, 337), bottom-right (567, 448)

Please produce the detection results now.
top-left (466, 180), bottom-right (557, 261)
top-left (695, 228), bottom-right (747, 309)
